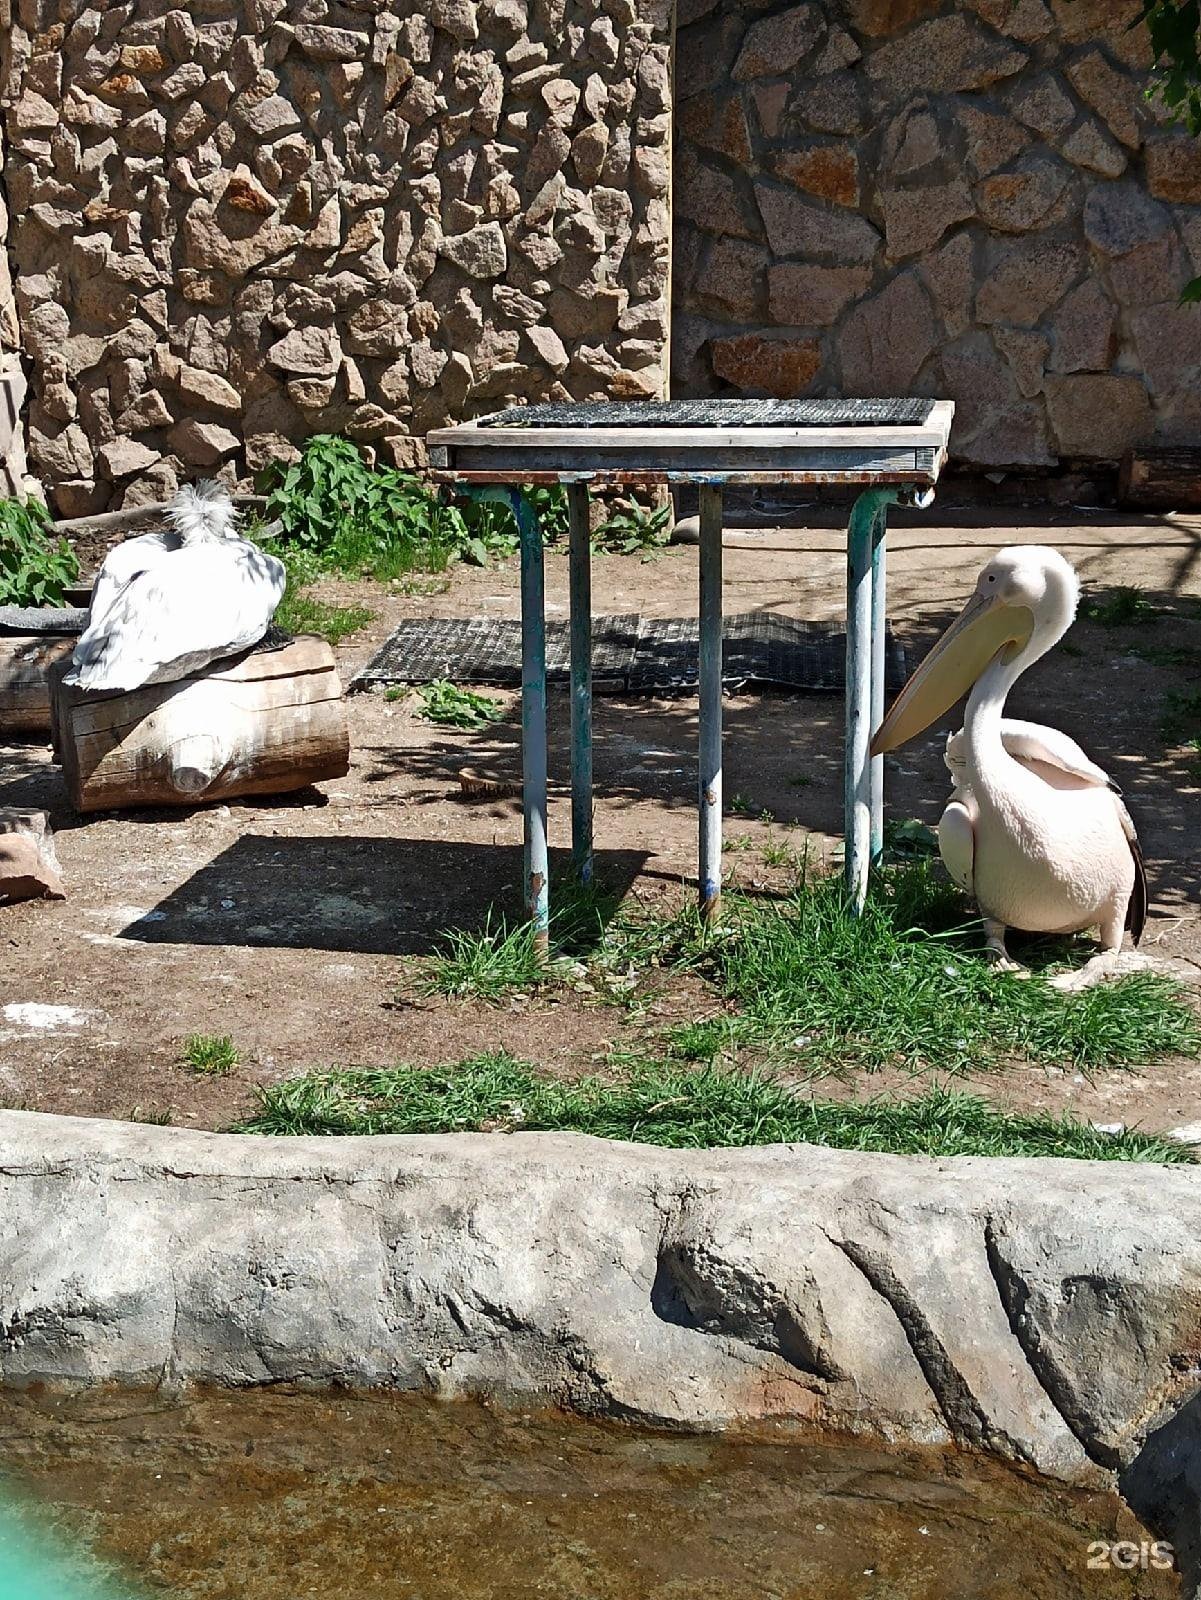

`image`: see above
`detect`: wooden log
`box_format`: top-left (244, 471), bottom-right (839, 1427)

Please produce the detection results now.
top-left (49, 636), bottom-right (350, 813)
top-left (52, 493), bottom-right (266, 537)
top-left (0, 635), bottom-right (76, 734)
top-left (1118, 447), bottom-right (1201, 511)
top-left (0, 809), bottom-right (66, 902)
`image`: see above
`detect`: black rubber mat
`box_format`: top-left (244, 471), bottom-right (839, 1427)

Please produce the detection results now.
top-left (476, 399), bottom-right (936, 430)
top-left (352, 614), bottom-right (907, 695)
top-left (0, 605), bottom-right (89, 635)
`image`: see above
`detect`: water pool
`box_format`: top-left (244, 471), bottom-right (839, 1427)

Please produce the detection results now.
top-left (0, 1388), bottom-right (1177, 1599)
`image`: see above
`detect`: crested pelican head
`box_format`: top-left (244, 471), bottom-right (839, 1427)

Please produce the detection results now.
top-left (166, 480), bottom-right (239, 546)
top-left (871, 546), bottom-right (1079, 755)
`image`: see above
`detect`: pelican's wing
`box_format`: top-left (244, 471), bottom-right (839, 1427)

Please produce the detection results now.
top-left (938, 798), bottom-right (974, 893)
top-left (1112, 791), bottom-right (1148, 946)
top-left (87, 529), bottom-right (178, 627)
top-left (71, 539), bottom-right (285, 693)
top-left (998, 719), bottom-right (1111, 787)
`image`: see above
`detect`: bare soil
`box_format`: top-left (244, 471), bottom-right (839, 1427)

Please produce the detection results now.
top-left (3, 504), bottom-right (1200, 1136)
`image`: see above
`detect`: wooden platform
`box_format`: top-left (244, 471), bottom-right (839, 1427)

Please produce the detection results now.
top-left (50, 636), bottom-right (350, 813)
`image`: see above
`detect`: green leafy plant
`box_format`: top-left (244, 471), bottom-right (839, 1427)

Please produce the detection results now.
top-left (414, 679), bottom-right (504, 730)
top-left (1140, 2), bottom-right (1201, 298)
top-left (456, 485), bottom-right (570, 565)
top-left (182, 1033), bottom-right (239, 1075)
top-left (261, 435), bottom-right (464, 578)
top-left (0, 497), bottom-right (79, 608)
top-left (591, 500), bottom-right (672, 556)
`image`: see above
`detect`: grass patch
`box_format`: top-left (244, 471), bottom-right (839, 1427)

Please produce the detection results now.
top-left (1084, 586), bottom-right (1159, 627)
top-left (709, 862), bottom-right (1200, 1072)
top-left (1162, 685), bottom-right (1201, 749)
top-left (237, 1053), bottom-right (1191, 1162)
top-left (414, 680), bottom-right (505, 730)
top-left (274, 587), bottom-right (374, 645)
top-left (182, 1034), bottom-right (239, 1076)
top-left (413, 859), bottom-right (1199, 1072)
top-left (420, 879), bottom-right (625, 1002)
top-left (422, 914), bottom-right (545, 1001)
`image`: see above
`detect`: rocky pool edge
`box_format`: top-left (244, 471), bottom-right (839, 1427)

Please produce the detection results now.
top-left (2, 1110), bottom-right (1199, 1587)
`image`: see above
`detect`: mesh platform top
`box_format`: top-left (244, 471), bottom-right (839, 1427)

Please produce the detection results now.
top-left (476, 399), bottom-right (937, 430)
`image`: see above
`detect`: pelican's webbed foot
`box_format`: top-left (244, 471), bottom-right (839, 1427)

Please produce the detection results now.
top-left (1050, 949), bottom-right (1151, 993)
top-left (982, 918), bottom-right (1028, 975)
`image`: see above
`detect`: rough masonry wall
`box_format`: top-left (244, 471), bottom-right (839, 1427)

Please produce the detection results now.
top-left (672, 0), bottom-right (1201, 470)
top-left (1, 0), bottom-right (672, 514)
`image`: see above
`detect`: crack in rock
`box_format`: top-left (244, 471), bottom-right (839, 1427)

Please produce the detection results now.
top-left (831, 1235), bottom-right (1032, 1466)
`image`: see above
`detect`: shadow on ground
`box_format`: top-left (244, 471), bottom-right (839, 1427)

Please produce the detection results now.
top-left (120, 837), bottom-right (650, 956)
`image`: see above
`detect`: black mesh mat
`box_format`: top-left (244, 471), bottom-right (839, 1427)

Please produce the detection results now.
top-left (353, 614), bottom-right (907, 695)
top-left (476, 399), bottom-right (936, 430)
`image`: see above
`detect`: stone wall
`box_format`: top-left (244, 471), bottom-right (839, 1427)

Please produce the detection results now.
top-left (672, 0), bottom-right (1201, 470)
top-left (0, 0), bottom-right (672, 514)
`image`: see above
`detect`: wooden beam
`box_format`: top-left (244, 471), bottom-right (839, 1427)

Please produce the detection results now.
top-left (1118, 448), bottom-right (1201, 511)
top-left (53, 494), bottom-right (266, 537)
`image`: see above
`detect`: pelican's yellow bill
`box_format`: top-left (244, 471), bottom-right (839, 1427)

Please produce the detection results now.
top-left (871, 593), bottom-right (1034, 754)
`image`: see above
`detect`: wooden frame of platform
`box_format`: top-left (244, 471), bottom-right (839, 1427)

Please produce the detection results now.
top-left (429, 400), bottom-right (955, 948)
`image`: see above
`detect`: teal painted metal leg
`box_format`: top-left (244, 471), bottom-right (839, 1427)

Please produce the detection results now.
top-left (511, 488), bottom-right (549, 956)
top-left (567, 483), bottom-right (593, 884)
top-left (845, 498), bottom-right (874, 913)
top-left (698, 483), bottom-right (724, 923)
top-left (870, 505), bottom-right (888, 861)
top-left (845, 488), bottom-right (901, 912)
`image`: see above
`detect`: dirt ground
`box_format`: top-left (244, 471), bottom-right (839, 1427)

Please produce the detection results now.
top-left (3, 501), bottom-right (1200, 1135)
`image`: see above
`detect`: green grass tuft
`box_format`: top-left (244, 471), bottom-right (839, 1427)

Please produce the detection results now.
top-left (709, 862), bottom-right (1200, 1072)
top-left (182, 1034), bottom-right (239, 1076)
top-left (1162, 685), bottom-right (1201, 750)
top-left (421, 879), bottom-right (624, 1002)
top-left (237, 1052), bottom-right (1191, 1162)
top-left (422, 915), bottom-right (545, 1001)
top-left (274, 588), bottom-right (374, 645)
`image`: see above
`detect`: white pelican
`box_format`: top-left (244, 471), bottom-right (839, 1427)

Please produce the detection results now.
top-left (871, 546), bottom-right (1146, 988)
top-left (68, 481), bottom-right (285, 693)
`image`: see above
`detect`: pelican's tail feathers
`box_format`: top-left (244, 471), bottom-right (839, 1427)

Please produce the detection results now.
top-left (68, 629), bottom-right (153, 693)
top-left (167, 480), bottom-right (238, 544)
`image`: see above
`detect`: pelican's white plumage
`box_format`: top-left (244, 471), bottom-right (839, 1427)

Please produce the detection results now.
top-left (69, 482), bottom-right (286, 693)
top-left (872, 545), bottom-right (1146, 985)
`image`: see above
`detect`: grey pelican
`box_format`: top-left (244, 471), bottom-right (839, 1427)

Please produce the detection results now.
top-left (871, 545), bottom-right (1146, 988)
top-left (68, 481), bottom-right (285, 693)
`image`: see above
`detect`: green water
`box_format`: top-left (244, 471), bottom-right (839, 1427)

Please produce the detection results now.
top-left (0, 1388), bottom-right (1177, 1600)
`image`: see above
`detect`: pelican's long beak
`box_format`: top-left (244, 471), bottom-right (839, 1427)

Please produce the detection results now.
top-left (870, 592), bottom-right (1034, 754)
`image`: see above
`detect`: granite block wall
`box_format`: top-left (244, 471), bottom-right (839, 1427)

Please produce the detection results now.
top-left (671, 0), bottom-right (1201, 469)
top-left (0, 0), bottom-right (672, 512)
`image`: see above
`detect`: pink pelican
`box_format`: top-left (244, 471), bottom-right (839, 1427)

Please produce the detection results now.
top-left (871, 546), bottom-right (1146, 989)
